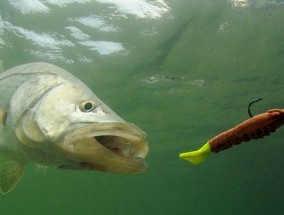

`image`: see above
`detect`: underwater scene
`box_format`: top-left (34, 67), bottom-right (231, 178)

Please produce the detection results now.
top-left (0, 0), bottom-right (283, 214)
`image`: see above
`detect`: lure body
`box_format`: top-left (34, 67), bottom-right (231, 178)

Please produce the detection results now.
top-left (210, 109), bottom-right (284, 152)
top-left (180, 109), bottom-right (284, 164)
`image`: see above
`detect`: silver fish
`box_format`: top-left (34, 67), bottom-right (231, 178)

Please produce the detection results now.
top-left (0, 62), bottom-right (148, 194)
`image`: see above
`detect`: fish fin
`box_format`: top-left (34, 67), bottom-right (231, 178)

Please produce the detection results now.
top-left (0, 109), bottom-right (7, 127)
top-left (0, 154), bottom-right (25, 194)
top-left (179, 142), bottom-right (212, 165)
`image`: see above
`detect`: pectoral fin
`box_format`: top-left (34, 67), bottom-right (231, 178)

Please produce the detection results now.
top-left (0, 109), bottom-right (7, 127)
top-left (0, 154), bottom-right (25, 194)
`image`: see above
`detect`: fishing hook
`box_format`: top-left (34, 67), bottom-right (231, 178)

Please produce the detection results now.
top-left (248, 98), bottom-right (263, 117)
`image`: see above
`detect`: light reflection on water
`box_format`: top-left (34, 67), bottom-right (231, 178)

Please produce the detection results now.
top-left (0, 0), bottom-right (169, 63)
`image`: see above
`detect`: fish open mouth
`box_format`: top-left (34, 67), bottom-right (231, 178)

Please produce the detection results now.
top-left (94, 135), bottom-right (146, 158)
top-left (58, 123), bottom-right (149, 173)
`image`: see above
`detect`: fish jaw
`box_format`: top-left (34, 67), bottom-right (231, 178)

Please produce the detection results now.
top-left (55, 122), bottom-right (149, 173)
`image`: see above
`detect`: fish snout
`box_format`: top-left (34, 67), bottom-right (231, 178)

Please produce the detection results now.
top-left (56, 123), bottom-right (149, 173)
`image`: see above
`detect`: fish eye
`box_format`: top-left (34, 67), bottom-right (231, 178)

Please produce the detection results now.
top-left (79, 100), bottom-right (96, 112)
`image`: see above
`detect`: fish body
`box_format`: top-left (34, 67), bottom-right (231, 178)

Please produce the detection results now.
top-left (0, 62), bottom-right (148, 193)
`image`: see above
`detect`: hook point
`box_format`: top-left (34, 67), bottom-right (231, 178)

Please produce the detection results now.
top-left (248, 98), bottom-right (263, 117)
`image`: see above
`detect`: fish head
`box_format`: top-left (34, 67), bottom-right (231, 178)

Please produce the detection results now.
top-left (18, 79), bottom-right (148, 173)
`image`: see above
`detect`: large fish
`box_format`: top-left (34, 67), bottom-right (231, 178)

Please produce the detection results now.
top-left (0, 62), bottom-right (148, 194)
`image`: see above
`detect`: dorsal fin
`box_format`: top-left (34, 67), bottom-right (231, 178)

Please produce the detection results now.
top-left (0, 154), bottom-right (25, 194)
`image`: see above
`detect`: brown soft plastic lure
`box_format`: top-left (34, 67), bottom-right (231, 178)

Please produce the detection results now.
top-left (180, 109), bottom-right (284, 164)
top-left (210, 109), bottom-right (284, 152)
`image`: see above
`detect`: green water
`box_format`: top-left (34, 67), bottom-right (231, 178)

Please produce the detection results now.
top-left (0, 0), bottom-right (284, 214)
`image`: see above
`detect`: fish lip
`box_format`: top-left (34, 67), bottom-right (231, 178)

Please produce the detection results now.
top-left (58, 122), bottom-right (149, 173)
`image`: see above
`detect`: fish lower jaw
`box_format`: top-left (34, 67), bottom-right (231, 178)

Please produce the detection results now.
top-left (77, 156), bottom-right (147, 173)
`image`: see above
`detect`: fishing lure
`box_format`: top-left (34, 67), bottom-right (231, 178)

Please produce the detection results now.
top-left (179, 101), bottom-right (284, 164)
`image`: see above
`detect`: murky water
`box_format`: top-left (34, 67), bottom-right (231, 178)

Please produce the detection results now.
top-left (0, 0), bottom-right (283, 214)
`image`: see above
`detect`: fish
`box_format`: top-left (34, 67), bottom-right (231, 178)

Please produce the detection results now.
top-left (0, 62), bottom-right (149, 194)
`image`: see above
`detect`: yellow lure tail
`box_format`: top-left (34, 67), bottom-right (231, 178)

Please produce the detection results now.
top-left (179, 142), bottom-right (212, 165)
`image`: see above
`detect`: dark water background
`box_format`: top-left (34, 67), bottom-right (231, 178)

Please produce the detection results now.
top-left (0, 0), bottom-right (283, 214)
